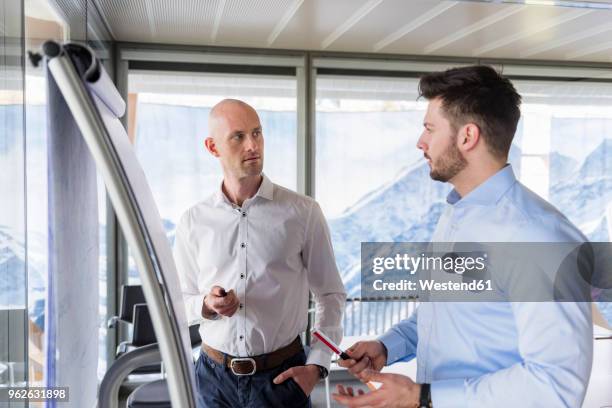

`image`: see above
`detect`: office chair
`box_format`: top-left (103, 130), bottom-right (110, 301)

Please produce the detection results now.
top-left (99, 283), bottom-right (201, 408)
top-left (99, 324), bottom-right (201, 408)
top-left (108, 285), bottom-right (162, 374)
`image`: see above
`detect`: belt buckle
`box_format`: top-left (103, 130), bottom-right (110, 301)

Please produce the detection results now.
top-left (230, 357), bottom-right (256, 376)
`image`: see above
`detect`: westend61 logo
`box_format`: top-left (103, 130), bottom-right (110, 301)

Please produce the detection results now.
top-left (372, 253), bottom-right (487, 275)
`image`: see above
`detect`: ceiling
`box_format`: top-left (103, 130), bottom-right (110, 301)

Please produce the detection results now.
top-left (83, 0), bottom-right (612, 63)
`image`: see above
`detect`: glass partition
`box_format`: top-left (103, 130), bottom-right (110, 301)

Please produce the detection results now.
top-left (1, 0), bottom-right (27, 397)
top-left (22, 0), bottom-right (114, 388)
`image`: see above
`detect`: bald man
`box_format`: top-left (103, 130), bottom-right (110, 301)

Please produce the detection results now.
top-left (173, 99), bottom-right (346, 407)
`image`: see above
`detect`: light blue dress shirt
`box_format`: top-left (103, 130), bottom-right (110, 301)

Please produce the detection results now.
top-left (379, 165), bottom-right (593, 408)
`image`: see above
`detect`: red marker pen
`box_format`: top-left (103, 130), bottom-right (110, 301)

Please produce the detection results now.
top-left (312, 329), bottom-right (377, 391)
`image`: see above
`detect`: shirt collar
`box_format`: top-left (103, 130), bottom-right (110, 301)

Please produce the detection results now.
top-left (256, 173), bottom-right (274, 201)
top-left (213, 173), bottom-right (274, 207)
top-left (446, 164), bottom-right (516, 207)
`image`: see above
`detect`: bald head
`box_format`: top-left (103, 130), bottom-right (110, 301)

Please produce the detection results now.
top-left (209, 99), bottom-right (259, 138)
top-left (205, 98), bottom-right (264, 179)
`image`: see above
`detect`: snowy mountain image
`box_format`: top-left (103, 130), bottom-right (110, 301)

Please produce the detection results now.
top-left (0, 226), bottom-right (28, 306)
top-left (550, 139), bottom-right (612, 238)
top-left (0, 225), bottom-right (46, 328)
top-left (328, 161), bottom-right (448, 298)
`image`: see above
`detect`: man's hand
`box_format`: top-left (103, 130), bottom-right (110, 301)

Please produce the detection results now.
top-left (338, 340), bottom-right (387, 381)
top-left (332, 369), bottom-right (421, 408)
top-left (202, 286), bottom-right (240, 318)
top-left (273, 364), bottom-right (320, 396)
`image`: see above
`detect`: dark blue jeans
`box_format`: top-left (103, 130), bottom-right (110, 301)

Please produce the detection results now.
top-left (195, 349), bottom-right (312, 408)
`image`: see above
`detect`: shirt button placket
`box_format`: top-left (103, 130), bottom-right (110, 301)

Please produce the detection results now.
top-left (237, 208), bottom-right (248, 354)
top-left (237, 209), bottom-right (246, 317)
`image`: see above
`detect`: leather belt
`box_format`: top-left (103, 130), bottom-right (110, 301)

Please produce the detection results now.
top-left (202, 337), bottom-right (302, 376)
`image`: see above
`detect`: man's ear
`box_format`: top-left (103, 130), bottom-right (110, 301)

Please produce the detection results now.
top-left (204, 137), bottom-right (220, 157)
top-left (458, 123), bottom-right (480, 152)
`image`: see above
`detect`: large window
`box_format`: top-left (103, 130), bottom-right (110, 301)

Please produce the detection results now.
top-left (315, 76), bottom-right (438, 312)
top-left (514, 80), bottom-right (612, 243)
top-left (315, 74), bottom-right (457, 335)
top-left (516, 80), bottom-right (612, 322)
top-left (126, 70), bottom-right (298, 283)
top-left (316, 76), bottom-right (428, 218)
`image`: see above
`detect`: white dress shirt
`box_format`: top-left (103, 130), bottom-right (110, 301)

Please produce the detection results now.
top-left (174, 174), bottom-right (346, 369)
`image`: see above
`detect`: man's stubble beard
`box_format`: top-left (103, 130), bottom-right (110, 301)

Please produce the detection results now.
top-left (240, 159), bottom-right (264, 178)
top-left (429, 134), bottom-right (467, 183)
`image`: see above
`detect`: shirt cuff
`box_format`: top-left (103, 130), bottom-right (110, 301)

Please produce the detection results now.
top-left (306, 346), bottom-right (333, 371)
top-left (377, 331), bottom-right (407, 365)
top-left (431, 378), bottom-right (467, 408)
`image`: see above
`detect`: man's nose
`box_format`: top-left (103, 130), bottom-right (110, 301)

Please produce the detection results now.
top-left (244, 135), bottom-right (258, 151)
top-left (416, 133), bottom-right (427, 151)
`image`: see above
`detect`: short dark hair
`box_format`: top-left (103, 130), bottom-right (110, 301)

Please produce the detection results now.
top-left (418, 65), bottom-right (521, 159)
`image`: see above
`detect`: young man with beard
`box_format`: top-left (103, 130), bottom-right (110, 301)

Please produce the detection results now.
top-left (333, 66), bottom-right (593, 408)
top-left (174, 99), bottom-right (346, 407)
